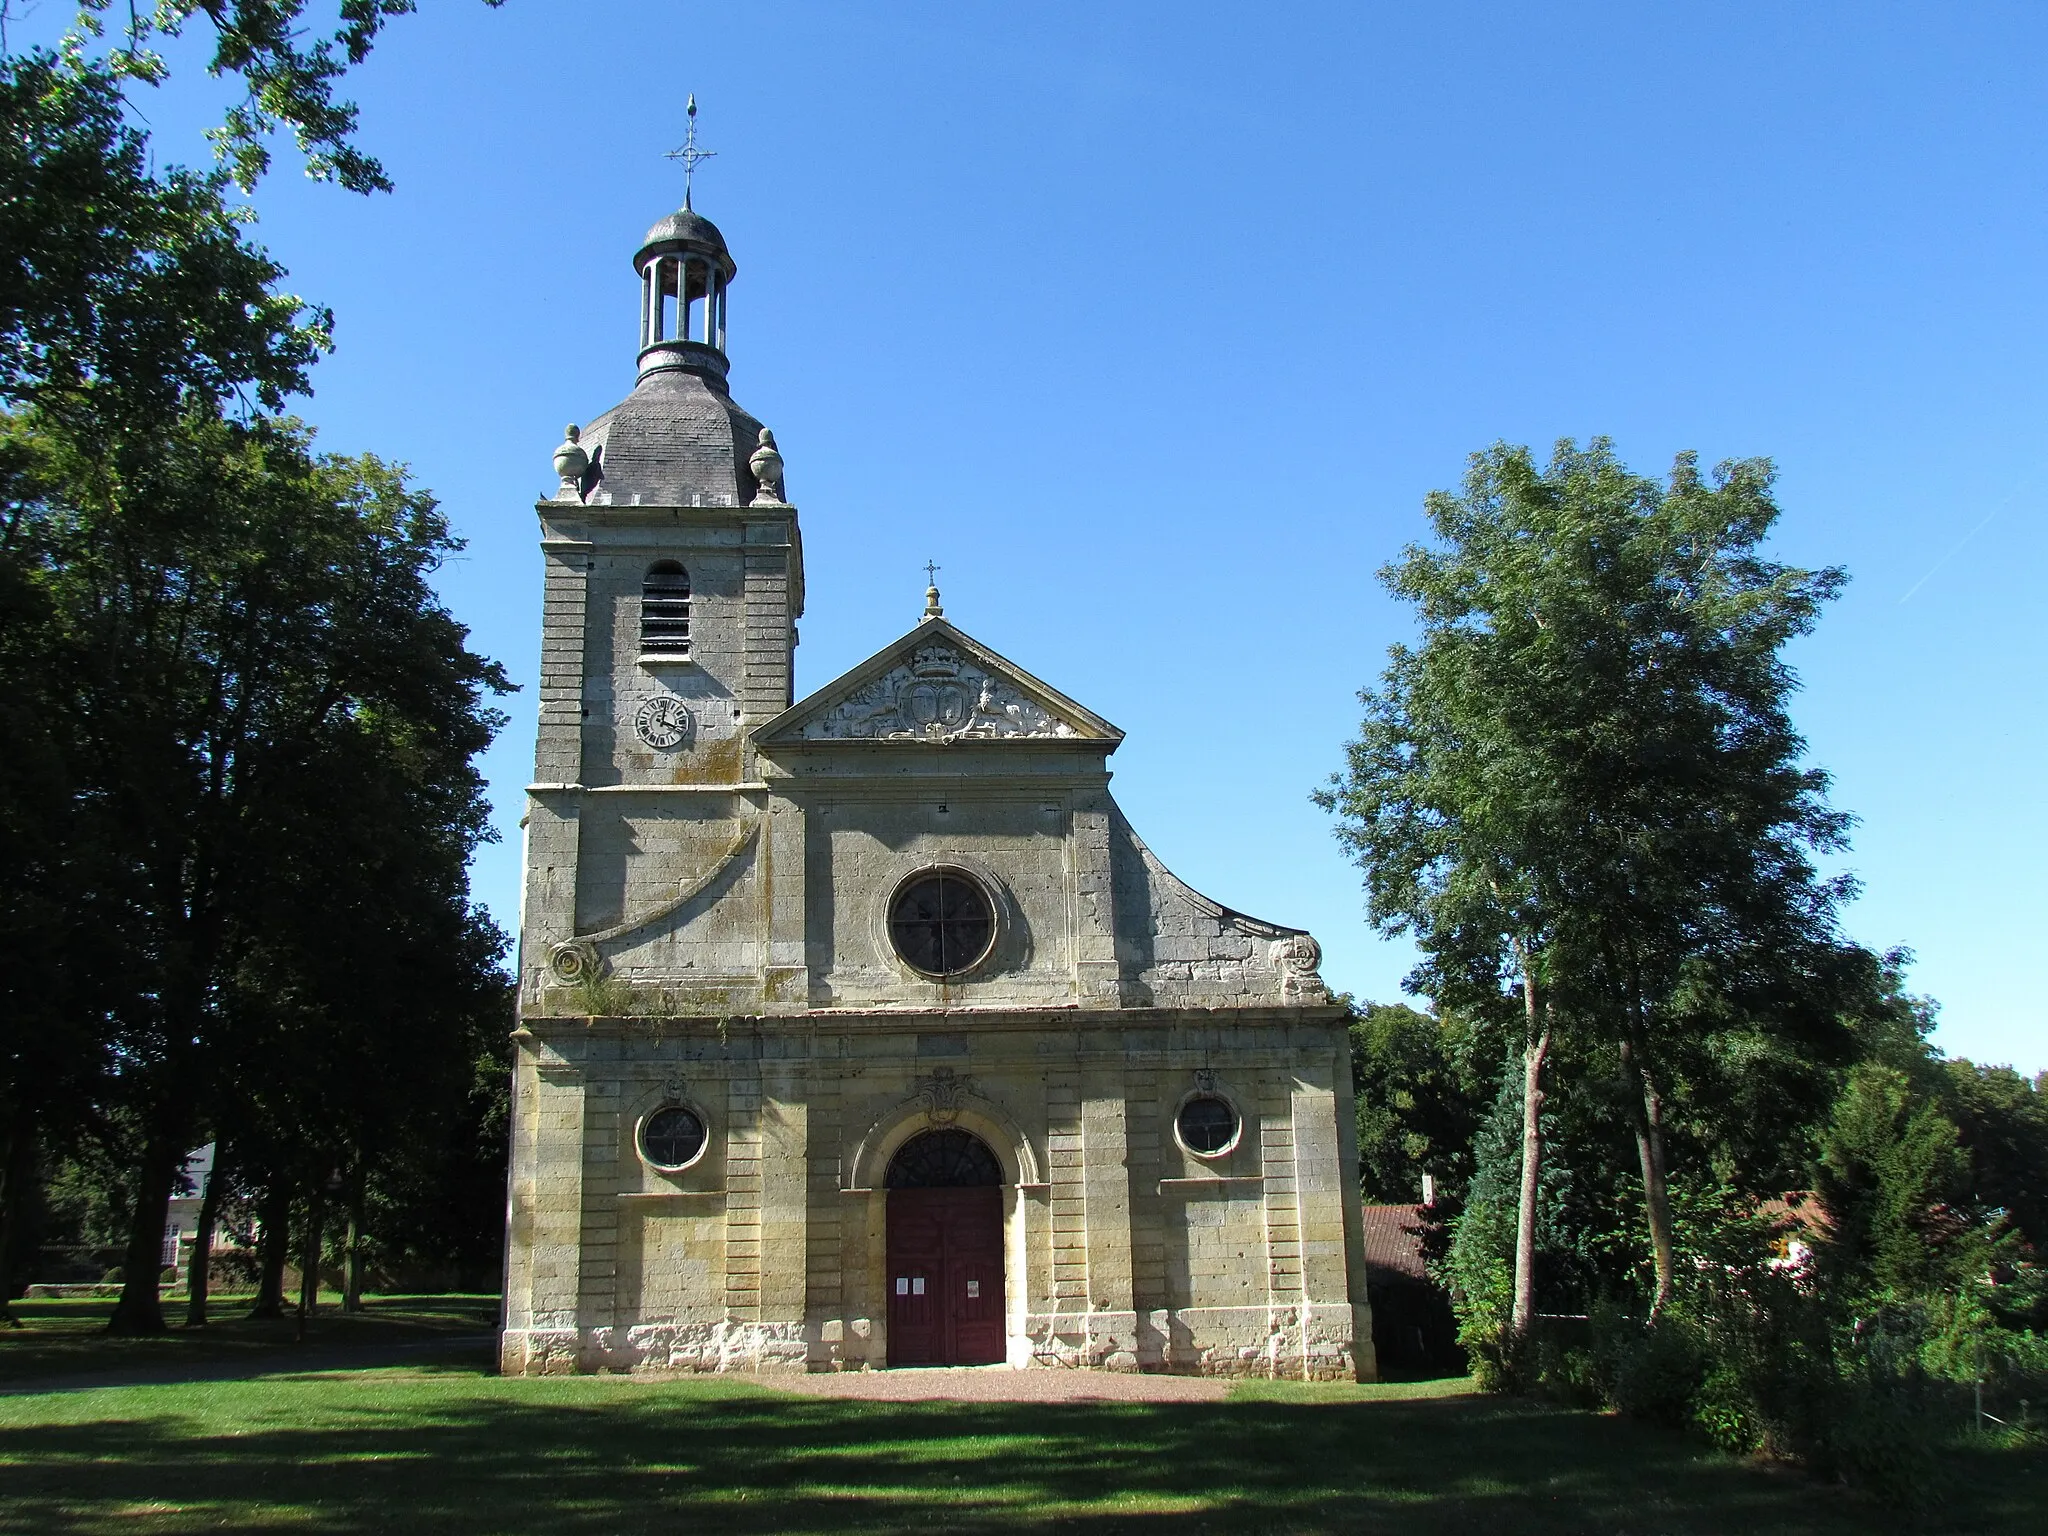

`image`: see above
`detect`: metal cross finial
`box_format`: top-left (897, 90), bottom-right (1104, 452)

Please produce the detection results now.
top-left (665, 94), bottom-right (717, 209)
top-left (924, 560), bottom-right (941, 586)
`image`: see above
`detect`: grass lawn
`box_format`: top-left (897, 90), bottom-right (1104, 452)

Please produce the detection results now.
top-left (0, 1308), bottom-right (2040, 1534)
top-left (0, 1294), bottom-right (497, 1384)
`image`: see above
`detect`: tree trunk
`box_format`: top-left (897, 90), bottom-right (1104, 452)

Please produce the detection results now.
top-left (341, 1166), bottom-right (365, 1314)
top-left (105, 1127), bottom-right (182, 1336)
top-left (250, 1176), bottom-right (291, 1319)
top-left (1619, 1038), bottom-right (1676, 1322)
top-left (296, 1179), bottom-right (326, 1340)
top-left (1511, 995), bottom-right (1552, 1343)
top-left (0, 1111), bottom-right (37, 1327)
top-left (183, 1142), bottom-right (228, 1327)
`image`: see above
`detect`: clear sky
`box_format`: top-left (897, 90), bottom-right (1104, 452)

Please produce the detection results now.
top-left (41, 2), bottom-right (2046, 1071)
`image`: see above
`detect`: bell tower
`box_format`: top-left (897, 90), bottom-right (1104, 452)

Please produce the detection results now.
top-left (520, 183), bottom-right (803, 1012)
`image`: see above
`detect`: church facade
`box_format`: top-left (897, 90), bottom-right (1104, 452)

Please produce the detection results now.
top-left (501, 194), bottom-right (1374, 1380)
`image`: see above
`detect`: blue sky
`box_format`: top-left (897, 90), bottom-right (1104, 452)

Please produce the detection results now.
top-left (43, 2), bottom-right (2046, 1071)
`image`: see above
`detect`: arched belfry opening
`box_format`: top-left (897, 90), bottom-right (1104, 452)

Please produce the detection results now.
top-left (633, 208), bottom-right (736, 380)
top-left (884, 1129), bottom-right (1004, 1366)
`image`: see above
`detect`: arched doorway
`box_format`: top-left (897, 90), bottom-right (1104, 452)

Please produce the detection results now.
top-left (885, 1128), bottom-right (1004, 1366)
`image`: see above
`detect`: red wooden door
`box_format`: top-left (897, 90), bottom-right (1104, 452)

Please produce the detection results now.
top-left (947, 1187), bottom-right (1004, 1365)
top-left (886, 1187), bottom-right (1004, 1366)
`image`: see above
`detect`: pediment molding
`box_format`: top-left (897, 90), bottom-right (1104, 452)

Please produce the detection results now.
top-left (754, 619), bottom-right (1122, 748)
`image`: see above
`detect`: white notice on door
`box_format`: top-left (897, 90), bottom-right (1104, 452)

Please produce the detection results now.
top-left (966, 1280), bottom-right (980, 1297)
top-left (912, 1276), bottom-right (925, 1295)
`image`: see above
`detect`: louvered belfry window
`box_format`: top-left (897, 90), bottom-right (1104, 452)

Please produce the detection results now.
top-left (640, 562), bottom-right (691, 654)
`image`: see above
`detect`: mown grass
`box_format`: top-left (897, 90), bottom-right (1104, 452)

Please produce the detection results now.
top-left (1, 1359), bottom-right (2041, 1534)
top-left (0, 1294), bottom-right (497, 1384)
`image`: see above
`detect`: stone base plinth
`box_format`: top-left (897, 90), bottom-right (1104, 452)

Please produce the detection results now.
top-left (500, 1301), bottom-right (1370, 1382)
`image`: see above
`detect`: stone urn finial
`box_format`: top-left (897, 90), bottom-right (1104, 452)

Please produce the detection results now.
top-left (553, 425), bottom-right (588, 499)
top-left (748, 427), bottom-right (786, 505)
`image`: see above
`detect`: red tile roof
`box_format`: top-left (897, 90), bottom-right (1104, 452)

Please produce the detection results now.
top-left (1362, 1204), bottom-right (1432, 1283)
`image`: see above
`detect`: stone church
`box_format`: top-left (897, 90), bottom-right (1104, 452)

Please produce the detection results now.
top-left (501, 188), bottom-right (1374, 1380)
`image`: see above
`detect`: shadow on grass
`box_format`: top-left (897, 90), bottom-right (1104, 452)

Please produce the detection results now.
top-left (0, 1296), bottom-right (499, 1389)
top-left (1, 1371), bottom-right (2039, 1535)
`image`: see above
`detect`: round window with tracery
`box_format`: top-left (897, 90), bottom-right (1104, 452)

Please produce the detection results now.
top-left (888, 870), bottom-right (995, 977)
top-left (1176, 1095), bottom-right (1240, 1157)
top-left (640, 1106), bottom-right (707, 1170)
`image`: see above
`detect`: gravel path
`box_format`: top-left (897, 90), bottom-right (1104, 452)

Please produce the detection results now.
top-left (769, 1366), bottom-right (1231, 1402)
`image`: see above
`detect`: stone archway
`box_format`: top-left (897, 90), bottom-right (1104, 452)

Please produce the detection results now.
top-left (884, 1129), bottom-right (1005, 1366)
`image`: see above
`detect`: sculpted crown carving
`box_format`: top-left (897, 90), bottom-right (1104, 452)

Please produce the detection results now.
top-left (909, 644), bottom-right (961, 679)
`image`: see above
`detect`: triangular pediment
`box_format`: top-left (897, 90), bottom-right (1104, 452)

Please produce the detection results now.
top-left (755, 618), bottom-right (1123, 747)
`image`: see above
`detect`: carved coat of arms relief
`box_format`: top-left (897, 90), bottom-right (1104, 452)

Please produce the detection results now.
top-left (801, 645), bottom-right (1079, 741)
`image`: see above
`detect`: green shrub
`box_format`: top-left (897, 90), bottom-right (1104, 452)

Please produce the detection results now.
top-left (1588, 1303), bottom-right (1705, 1427)
top-left (1575, 1276), bottom-right (1975, 1507)
top-left (1686, 1268), bottom-right (1836, 1459)
top-left (1817, 1369), bottom-right (1943, 1508)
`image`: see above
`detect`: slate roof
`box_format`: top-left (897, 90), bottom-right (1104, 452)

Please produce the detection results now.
top-left (577, 362), bottom-right (766, 508)
top-left (636, 207), bottom-right (734, 273)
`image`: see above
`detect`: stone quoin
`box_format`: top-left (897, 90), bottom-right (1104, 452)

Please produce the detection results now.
top-left (501, 178), bottom-right (1375, 1380)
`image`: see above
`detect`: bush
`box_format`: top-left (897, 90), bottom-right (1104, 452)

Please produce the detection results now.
top-left (1819, 1368), bottom-right (1942, 1507)
top-left (1685, 1268), bottom-right (1835, 1458)
top-left (1569, 1278), bottom-right (1976, 1507)
top-left (1589, 1303), bottom-right (1705, 1427)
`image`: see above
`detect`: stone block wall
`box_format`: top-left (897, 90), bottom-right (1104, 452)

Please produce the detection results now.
top-left (499, 1008), bottom-right (1374, 1382)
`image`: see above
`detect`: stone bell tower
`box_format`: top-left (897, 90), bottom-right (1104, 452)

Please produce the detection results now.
top-left (520, 193), bottom-right (804, 1014)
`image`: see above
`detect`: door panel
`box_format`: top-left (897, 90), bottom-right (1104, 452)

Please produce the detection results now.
top-left (947, 1188), bottom-right (1004, 1365)
top-left (886, 1187), bottom-right (1004, 1366)
top-left (885, 1196), bottom-right (947, 1366)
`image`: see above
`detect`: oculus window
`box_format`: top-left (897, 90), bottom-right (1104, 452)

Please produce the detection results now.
top-left (1176, 1095), bottom-right (1240, 1157)
top-left (888, 870), bottom-right (995, 977)
top-left (639, 1106), bottom-right (707, 1170)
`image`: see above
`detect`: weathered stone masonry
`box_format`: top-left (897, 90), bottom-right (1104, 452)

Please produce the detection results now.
top-left (500, 194), bottom-right (1374, 1380)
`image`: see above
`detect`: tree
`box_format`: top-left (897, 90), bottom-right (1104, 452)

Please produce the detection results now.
top-left (1314, 534), bottom-right (1563, 1343)
top-left (1348, 1001), bottom-right (1496, 1204)
top-left (1321, 438), bottom-right (1862, 1331)
top-left (1815, 1063), bottom-right (1978, 1301)
top-left (0, 5), bottom-right (506, 1323)
top-left (6, 411), bottom-right (509, 1333)
top-left (1938, 1059), bottom-right (2048, 1257)
top-left (49, 1), bottom-right (494, 194)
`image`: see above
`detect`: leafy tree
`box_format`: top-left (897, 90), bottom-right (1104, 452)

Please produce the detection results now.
top-left (1349, 1001), bottom-right (1496, 1204)
top-left (6, 411), bottom-right (509, 1332)
top-left (0, 43), bottom-right (337, 1309)
top-left (1937, 1059), bottom-right (2048, 1255)
top-left (0, 50), bottom-right (327, 409)
top-left (0, 4), bottom-right (508, 1326)
top-left (1437, 1069), bottom-right (1525, 1376)
top-left (52, 1), bottom-right (499, 194)
top-left (1322, 438), bottom-right (1863, 1331)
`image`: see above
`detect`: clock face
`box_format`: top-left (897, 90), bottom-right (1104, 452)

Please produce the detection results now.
top-left (634, 695), bottom-right (693, 750)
